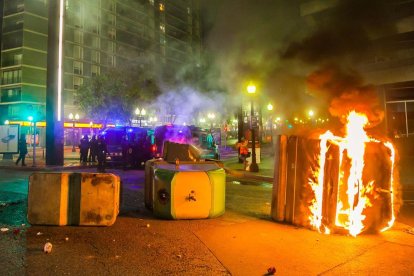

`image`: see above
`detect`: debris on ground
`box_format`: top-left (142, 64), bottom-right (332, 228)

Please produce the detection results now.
top-left (36, 232), bottom-right (42, 236)
top-left (405, 227), bottom-right (414, 235)
top-left (232, 181), bottom-right (241, 185)
top-left (65, 237), bottom-right (69, 241)
top-left (146, 224), bottom-right (150, 228)
top-left (43, 242), bottom-right (53, 254)
top-left (266, 266), bottom-right (276, 275)
top-left (0, 227), bottom-right (9, 232)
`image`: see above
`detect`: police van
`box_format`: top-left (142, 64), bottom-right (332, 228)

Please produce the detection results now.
top-left (99, 127), bottom-right (156, 168)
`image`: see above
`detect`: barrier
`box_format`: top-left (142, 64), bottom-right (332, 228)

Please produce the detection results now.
top-left (28, 172), bottom-right (120, 226)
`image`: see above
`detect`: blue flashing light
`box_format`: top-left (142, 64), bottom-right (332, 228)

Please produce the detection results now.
top-left (127, 128), bottom-right (133, 133)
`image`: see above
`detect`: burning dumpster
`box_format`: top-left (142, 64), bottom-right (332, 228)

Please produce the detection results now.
top-left (145, 141), bottom-right (226, 219)
top-left (271, 111), bottom-right (399, 236)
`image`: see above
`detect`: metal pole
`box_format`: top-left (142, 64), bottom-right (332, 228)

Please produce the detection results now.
top-left (250, 99), bottom-right (259, 172)
top-left (32, 121), bottom-right (37, 167)
top-left (45, 0), bottom-right (65, 165)
top-left (72, 121), bottom-right (76, 152)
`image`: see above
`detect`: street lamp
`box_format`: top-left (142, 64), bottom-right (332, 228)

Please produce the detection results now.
top-left (89, 121), bottom-right (93, 136)
top-left (68, 113), bottom-right (79, 152)
top-left (207, 112), bottom-right (215, 130)
top-left (149, 116), bottom-right (158, 126)
top-left (28, 116), bottom-right (37, 166)
top-left (135, 108), bottom-right (146, 127)
top-left (267, 103), bottom-right (274, 144)
top-left (247, 83), bottom-right (259, 172)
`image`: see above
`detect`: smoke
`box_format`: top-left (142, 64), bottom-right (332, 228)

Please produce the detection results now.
top-left (282, 0), bottom-right (395, 65)
top-left (202, 0), bottom-right (310, 115)
top-left (148, 86), bottom-right (234, 125)
top-left (306, 64), bottom-right (384, 127)
top-left (203, 0), bottom-right (396, 122)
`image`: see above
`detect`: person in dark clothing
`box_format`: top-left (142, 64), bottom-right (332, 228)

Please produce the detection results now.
top-left (121, 135), bottom-right (131, 170)
top-left (88, 135), bottom-right (98, 162)
top-left (79, 135), bottom-right (90, 164)
top-left (15, 134), bottom-right (28, 166)
top-left (97, 135), bottom-right (107, 172)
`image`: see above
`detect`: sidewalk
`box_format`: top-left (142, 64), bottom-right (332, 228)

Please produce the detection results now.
top-left (0, 146), bottom-right (94, 171)
top-left (221, 145), bottom-right (275, 182)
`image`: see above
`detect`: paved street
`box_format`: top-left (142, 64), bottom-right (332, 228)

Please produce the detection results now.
top-left (0, 144), bottom-right (413, 275)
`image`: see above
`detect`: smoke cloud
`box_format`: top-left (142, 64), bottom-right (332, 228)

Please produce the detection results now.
top-left (203, 0), bottom-right (396, 123)
top-left (148, 86), bottom-right (233, 125)
top-left (306, 64), bottom-right (384, 127)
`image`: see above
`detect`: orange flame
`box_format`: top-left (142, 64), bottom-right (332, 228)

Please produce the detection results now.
top-left (309, 111), bottom-right (396, 236)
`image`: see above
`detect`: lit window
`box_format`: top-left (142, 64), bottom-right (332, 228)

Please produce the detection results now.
top-left (159, 3), bottom-right (164, 11)
top-left (74, 29), bottom-right (82, 43)
top-left (92, 36), bottom-right (100, 48)
top-left (73, 45), bottom-right (83, 59)
top-left (14, 54), bottom-right (22, 65)
top-left (73, 61), bottom-right (83, 75)
top-left (108, 28), bottom-right (116, 40)
top-left (160, 24), bottom-right (165, 33)
top-left (92, 51), bottom-right (100, 63)
top-left (91, 65), bottom-right (100, 77)
top-left (73, 76), bottom-right (83, 89)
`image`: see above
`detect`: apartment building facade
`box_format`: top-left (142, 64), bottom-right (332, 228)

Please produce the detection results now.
top-left (0, 0), bottom-right (201, 124)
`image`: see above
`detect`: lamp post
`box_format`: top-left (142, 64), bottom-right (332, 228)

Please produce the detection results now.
top-left (207, 112), bottom-right (215, 130)
top-left (135, 108), bottom-right (146, 127)
top-left (89, 121), bottom-right (93, 136)
top-left (68, 113), bottom-right (79, 152)
top-left (149, 116), bottom-right (158, 126)
top-left (28, 116), bottom-right (37, 166)
top-left (247, 84), bottom-right (259, 172)
top-left (267, 103), bottom-right (273, 144)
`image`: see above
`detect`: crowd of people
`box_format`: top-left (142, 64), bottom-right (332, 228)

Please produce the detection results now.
top-left (78, 134), bottom-right (107, 172)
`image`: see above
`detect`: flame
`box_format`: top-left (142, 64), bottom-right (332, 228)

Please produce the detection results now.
top-left (309, 111), bottom-right (396, 236)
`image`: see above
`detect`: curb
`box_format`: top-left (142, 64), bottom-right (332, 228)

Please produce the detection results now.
top-left (0, 164), bottom-right (94, 171)
top-left (223, 167), bottom-right (274, 183)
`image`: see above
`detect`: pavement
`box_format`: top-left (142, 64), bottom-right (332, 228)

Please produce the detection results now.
top-left (1, 144), bottom-right (414, 275)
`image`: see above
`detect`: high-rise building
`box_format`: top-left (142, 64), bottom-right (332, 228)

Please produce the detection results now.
top-left (0, 0), bottom-right (201, 124)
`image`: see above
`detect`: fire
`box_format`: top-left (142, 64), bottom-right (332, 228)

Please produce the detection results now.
top-left (309, 111), bottom-right (396, 236)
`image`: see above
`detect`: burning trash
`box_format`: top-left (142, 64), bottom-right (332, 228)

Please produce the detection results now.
top-left (272, 111), bottom-right (399, 236)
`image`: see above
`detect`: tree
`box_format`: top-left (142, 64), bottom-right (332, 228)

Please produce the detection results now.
top-left (75, 66), bottom-right (160, 126)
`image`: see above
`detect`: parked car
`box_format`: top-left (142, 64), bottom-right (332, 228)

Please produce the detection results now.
top-left (99, 127), bottom-right (156, 168)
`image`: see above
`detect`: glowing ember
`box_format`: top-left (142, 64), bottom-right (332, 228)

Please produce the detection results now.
top-left (309, 111), bottom-right (396, 236)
